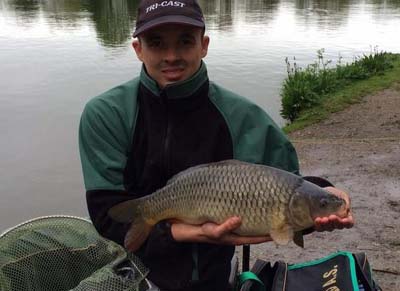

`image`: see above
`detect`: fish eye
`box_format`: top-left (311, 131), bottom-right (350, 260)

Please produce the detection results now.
top-left (320, 198), bottom-right (328, 208)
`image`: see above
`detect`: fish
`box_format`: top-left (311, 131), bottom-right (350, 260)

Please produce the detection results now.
top-left (108, 160), bottom-right (349, 251)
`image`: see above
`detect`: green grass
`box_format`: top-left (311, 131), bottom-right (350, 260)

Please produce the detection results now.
top-left (282, 53), bottom-right (400, 133)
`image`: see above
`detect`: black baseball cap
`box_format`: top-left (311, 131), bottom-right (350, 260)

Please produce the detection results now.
top-left (133, 0), bottom-right (205, 37)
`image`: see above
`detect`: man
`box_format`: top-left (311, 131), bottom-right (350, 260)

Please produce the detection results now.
top-left (79, 1), bottom-right (353, 290)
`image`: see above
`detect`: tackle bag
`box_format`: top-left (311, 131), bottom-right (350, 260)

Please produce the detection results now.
top-left (238, 251), bottom-right (381, 291)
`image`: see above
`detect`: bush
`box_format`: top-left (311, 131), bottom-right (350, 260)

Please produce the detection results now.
top-left (280, 49), bottom-right (396, 123)
top-left (281, 49), bottom-right (338, 122)
top-left (281, 72), bottom-right (319, 122)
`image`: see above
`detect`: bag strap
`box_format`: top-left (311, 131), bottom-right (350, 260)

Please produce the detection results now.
top-left (271, 261), bottom-right (288, 291)
top-left (238, 271), bottom-right (266, 291)
top-left (353, 253), bottom-right (382, 291)
top-left (239, 259), bottom-right (277, 291)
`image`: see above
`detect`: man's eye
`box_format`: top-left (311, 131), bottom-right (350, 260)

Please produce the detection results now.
top-left (146, 38), bottom-right (161, 47)
top-left (149, 41), bottom-right (161, 47)
top-left (182, 38), bottom-right (195, 45)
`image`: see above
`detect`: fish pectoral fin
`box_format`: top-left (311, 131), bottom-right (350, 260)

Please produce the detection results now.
top-left (293, 231), bottom-right (304, 248)
top-left (269, 225), bottom-right (294, 245)
top-left (124, 219), bottom-right (152, 252)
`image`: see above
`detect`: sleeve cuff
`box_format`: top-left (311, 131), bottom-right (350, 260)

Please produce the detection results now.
top-left (158, 220), bottom-right (176, 243)
top-left (303, 176), bottom-right (334, 188)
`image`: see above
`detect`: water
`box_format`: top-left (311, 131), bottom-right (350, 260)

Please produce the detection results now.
top-left (0, 0), bottom-right (399, 230)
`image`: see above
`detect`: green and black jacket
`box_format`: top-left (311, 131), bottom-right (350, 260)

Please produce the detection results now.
top-left (79, 63), bottom-right (326, 290)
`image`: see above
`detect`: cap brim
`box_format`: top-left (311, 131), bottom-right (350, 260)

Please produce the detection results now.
top-left (133, 15), bottom-right (205, 37)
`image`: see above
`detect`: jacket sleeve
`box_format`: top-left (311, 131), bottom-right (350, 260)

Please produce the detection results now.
top-left (79, 97), bottom-right (131, 191)
top-left (86, 190), bottom-right (131, 245)
top-left (79, 96), bottom-right (133, 244)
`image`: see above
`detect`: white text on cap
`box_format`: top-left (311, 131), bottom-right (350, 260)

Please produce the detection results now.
top-left (146, 1), bottom-right (187, 14)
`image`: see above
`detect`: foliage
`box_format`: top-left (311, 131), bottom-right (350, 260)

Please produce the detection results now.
top-left (282, 55), bottom-right (400, 133)
top-left (280, 48), bottom-right (396, 122)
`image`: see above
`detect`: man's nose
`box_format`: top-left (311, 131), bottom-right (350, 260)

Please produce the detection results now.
top-left (163, 46), bottom-right (180, 62)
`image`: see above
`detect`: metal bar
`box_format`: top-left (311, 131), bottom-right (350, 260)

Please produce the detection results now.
top-left (242, 244), bottom-right (250, 271)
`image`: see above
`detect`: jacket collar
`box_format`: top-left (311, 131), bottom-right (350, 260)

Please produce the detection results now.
top-left (140, 61), bottom-right (208, 99)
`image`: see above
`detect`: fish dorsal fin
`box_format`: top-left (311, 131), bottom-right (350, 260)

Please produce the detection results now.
top-left (166, 159), bottom-right (251, 185)
top-left (216, 159), bottom-right (252, 166)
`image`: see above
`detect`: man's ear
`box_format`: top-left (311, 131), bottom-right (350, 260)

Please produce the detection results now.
top-left (132, 39), bottom-right (143, 62)
top-left (201, 35), bottom-right (210, 58)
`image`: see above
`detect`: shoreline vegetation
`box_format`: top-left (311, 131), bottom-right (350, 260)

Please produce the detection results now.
top-left (281, 49), bottom-right (400, 133)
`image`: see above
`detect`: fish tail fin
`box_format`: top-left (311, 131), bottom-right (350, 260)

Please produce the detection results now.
top-left (108, 199), bottom-right (153, 252)
top-left (124, 218), bottom-right (152, 252)
top-left (108, 199), bottom-right (142, 223)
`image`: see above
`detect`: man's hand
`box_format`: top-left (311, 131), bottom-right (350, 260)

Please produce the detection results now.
top-left (171, 216), bottom-right (272, 245)
top-left (314, 187), bottom-right (354, 232)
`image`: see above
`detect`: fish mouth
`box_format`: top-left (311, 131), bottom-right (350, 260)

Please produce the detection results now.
top-left (310, 200), bottom-right (349, 220)
top-left (331, 195), bottom-right (350, 218)
top-left (336, 203), bottom-right (350, 218)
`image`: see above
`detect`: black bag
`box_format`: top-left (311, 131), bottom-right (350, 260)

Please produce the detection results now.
top-left (238, 251), bottom-right (381, 291)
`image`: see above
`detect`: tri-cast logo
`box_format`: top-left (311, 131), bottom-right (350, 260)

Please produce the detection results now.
top-left (146, 1), bottom-right (186, 14)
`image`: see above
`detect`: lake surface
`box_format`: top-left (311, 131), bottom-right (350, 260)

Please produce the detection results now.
top-left (1, 0), bottom-right (399, 231)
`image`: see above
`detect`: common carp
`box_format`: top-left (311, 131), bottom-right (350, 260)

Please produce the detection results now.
top-left (109, 160), bottom-right (348, 251)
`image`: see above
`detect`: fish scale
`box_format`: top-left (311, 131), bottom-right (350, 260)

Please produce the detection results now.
top-left (109, 159), bottom-right (347, 251)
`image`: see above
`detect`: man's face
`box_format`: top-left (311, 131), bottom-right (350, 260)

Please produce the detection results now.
top-left (133, 24), bottom-right (209, 88)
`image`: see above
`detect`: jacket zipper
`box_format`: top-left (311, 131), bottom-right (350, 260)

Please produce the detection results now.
top-left (161, 90), bottom-right (171, 178)
top-left (192, 243), bottom-right (200, 281)
top-left (161, 90), bottom-right (200, 282)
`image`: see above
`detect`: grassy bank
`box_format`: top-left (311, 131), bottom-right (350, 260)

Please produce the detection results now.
top-left (282, 52), bottom-right (400, 133)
